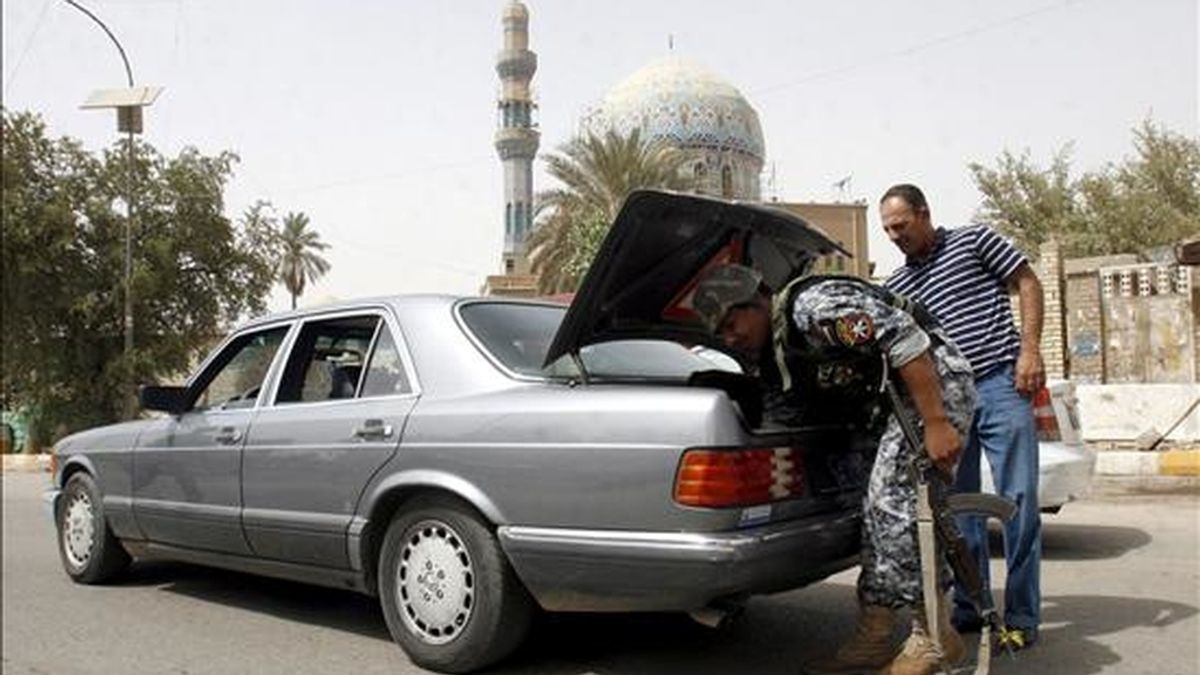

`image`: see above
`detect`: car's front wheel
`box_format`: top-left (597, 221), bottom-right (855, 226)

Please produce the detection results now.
top-left (56, 472), bottom-right (131, 583)
top-left (378, 496), bottom-right (533, 673)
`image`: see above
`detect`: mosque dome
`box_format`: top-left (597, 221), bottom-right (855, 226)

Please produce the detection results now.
top-left (592, 57), bottom-right (765, 163)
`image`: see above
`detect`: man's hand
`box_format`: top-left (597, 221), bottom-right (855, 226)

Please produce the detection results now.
top-left (1009, 264), bottom-right (1045, 397)
top-left (896, 353), bottom-right (960, 475)
top-left (1015, 347), bottom-right (1045, 397)
top-left (924, 417), bottom-right (962, 476)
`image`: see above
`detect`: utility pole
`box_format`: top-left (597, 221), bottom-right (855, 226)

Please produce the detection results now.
top-left (67, 0), bottom-right (162, 417)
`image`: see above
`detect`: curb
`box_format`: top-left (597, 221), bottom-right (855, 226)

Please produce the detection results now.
top-left (1160, 450), bottom-right (1200, 476)
top-left (1, 454), bottom-right (52, 473)
top-left (1092, 474), bottom-right (1200, 495)
top-left (1094, 449), bottom-right (1200, 477)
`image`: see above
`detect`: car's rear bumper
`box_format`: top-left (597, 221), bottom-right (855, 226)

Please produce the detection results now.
top-left (1038, 441), bottom-right (1096, 510)
top-left (498, 509), bottom-right (861, 612)
top-left (980, 441), bottom-right (1096, 512)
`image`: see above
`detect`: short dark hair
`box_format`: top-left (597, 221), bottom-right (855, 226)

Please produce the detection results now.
top-left (880, 184), bottom-right (929, 213)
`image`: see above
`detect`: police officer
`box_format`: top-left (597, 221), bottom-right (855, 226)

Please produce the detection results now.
top-left (691, 264), bottom-right (977, 675)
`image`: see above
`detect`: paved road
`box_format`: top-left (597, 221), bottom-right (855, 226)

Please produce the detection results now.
top-left (3, 472), bottom-right (1197, 675)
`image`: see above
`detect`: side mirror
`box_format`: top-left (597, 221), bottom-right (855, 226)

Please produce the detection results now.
top-left (139, 385), bottom-right (188, 414)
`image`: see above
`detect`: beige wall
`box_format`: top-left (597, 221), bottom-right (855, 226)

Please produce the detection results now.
top-left (1065, 272), bottom-right (1105, 383)
top-left (1099, 264), bottom-right (1196, 383)
top-left (1056, 252), bottom-right (1198, 384)
top-left (481, 273), bottom-right (539, 298)
top-left (770, 201), bottom-right (870, 279)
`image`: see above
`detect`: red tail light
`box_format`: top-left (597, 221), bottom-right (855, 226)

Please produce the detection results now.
top-left (674, 446), bottom-right (805, 508)
top-left (1033, 387), bottom-right (1061, 442)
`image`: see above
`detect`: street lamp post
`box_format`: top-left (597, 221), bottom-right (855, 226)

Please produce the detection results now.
top-left (66, 0), bottom-right (162, 417)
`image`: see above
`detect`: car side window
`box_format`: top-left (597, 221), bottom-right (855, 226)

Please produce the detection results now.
top-left (359, 323), bottom-right (411, 397)
top-left (275, 315), bottom-right (379, 404)
top-left (192, 327), bottom-right (289, 412)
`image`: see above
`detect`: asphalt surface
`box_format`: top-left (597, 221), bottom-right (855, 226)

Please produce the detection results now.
top-left (3, 472), bottom-right (1197, 675)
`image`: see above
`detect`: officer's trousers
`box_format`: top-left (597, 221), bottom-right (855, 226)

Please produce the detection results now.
top-left (857, 350), bottom-right (975, 609)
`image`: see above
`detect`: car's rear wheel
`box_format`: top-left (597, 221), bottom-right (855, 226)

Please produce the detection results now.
top-left (57, 472), bottom-right (130, 583)
top-left (378, 496), bottom-right (533, 673)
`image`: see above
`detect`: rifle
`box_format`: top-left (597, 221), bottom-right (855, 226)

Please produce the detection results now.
top-left (884, 380), bottom-right (1018, 674)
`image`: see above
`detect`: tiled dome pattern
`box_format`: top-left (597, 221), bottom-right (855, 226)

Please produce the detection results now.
top-left (591, 57), bottom-right (765, 162)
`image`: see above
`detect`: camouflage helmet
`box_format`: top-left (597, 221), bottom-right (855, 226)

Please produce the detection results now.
top-left (692, 264), bottom-right (765, 334)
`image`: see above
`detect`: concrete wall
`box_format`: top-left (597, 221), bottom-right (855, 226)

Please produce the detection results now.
top-left (1056, 254), bottom-right (1197, 384)
top-left (1066, 272), bottom-right (1105, 383)
top-left (1062, 254), bottom-right (1138, 384)
top-left (1099, 264), bottom-right (1196, 383)
top-left (1077, 383), bottom-right (1200, 442)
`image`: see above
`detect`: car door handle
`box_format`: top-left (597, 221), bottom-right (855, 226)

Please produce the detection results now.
top-left (353, 420), bottom-right (394, 440)
top-left (214, 427), bottom-right (243, 445)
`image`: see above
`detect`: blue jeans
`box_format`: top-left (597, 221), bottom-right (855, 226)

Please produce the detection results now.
top-left (953, 362), bottom-right (1041, 632)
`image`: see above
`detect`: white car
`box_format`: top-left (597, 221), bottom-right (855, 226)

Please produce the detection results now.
top-left (692, 348), bottom-right (1095, 513)
top-left (981, 379), bottom-right (1096, 513)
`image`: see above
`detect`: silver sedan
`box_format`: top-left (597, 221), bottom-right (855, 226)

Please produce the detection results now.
top-left (49, 191), bottom-right (867, 673)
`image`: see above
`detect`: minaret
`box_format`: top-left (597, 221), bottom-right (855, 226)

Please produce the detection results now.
top-left (494, 1), bottom-right (539, 274)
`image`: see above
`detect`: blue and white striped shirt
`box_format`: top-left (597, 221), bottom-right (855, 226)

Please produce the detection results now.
top-left (885, 225), bottom-right (1027, 377)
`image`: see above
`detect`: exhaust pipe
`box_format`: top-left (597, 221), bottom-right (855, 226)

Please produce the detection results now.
top-left (688, 599), bottom-right (745, 629)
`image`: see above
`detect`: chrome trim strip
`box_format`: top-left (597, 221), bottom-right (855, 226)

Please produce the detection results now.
top-left (251, 391), bottom-right (419, 413)
top-left (134, 499), bottom-right (241, 522)
top-left (241, 507), bottom-right (350, 534)
top-left (501, 526), bottom-right (738, 553)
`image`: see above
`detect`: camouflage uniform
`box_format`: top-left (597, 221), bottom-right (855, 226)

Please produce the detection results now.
top-left (773, 276), bottom-right (976, 609)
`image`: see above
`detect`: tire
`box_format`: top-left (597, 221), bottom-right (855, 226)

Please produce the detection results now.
top-left (377, 496), bottom-right (534, 673)
top-left (56, 472), bottom-right (131, 584)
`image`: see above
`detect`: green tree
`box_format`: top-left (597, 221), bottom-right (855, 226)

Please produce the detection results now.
top-left (970, 119), bottom-right (1200, 258)
top-left (240, 199), bottom-right (283, 260)
top-left (276, 211), bottom-right (331, 309)
top-left (1, 109), bottom-right (277, 447)
top-left (527, 129), bottom-right (692, 293)
top-left (969, 146), bottom-right (1082, 256)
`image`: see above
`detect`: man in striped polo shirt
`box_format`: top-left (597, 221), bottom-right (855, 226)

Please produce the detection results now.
top-left (880, 184), bottom-right (1045, 650)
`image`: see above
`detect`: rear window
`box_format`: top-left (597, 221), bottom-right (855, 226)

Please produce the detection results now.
top-left (458, 302), bottom-right (720, 380)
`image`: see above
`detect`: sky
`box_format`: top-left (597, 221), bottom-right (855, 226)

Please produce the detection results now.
top-left (3, 0), bottom-right (1197, 313)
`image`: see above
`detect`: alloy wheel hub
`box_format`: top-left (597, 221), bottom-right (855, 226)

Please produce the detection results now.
top-left (396, 520), bottom-right (474, 645)
top-left (63, 493), bottom-right (95, 567)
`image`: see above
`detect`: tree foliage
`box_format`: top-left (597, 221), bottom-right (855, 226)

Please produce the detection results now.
top-left (970, 119), bottom-right (1200, 258)
top-left (1, 110), bottom-right (277, 446)
top-left (527, 129), bottom-right (692, 293)
top-left (276, 211), bottom-right (331, 309)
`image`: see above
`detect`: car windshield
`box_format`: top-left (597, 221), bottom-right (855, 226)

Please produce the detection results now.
top-left (459, 301), bottom-right (721, 380)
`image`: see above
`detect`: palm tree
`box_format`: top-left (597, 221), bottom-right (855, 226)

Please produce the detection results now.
top-left (277, 211), bottom-right (330, 309)
top-left (527, 129), bottom-right (692, 293)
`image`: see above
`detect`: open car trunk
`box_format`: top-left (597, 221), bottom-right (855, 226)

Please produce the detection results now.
top-left (537, 191), bottom-right (875, 520)
top-left (545, 189), bottom-right (848, 366)
top-left (544, 190), bottom-right (853, 430)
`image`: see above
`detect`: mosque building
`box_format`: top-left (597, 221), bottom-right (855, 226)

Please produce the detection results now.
top-left (483, 1), bottom-right (869, 297)
top-left (585, 57), bottom-right (765, 201)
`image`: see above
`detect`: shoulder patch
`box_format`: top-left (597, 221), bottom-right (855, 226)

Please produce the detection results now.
top-left (834, 313), bottom-right (875, 347)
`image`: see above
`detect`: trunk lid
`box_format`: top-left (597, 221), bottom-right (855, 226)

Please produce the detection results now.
top-left (544, 190), bottom-right (848, 366)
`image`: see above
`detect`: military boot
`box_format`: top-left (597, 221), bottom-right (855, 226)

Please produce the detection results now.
top-left (878, 604), bottom-right (964, 675)
top-left (804, 605), bottom-right (897, 674)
